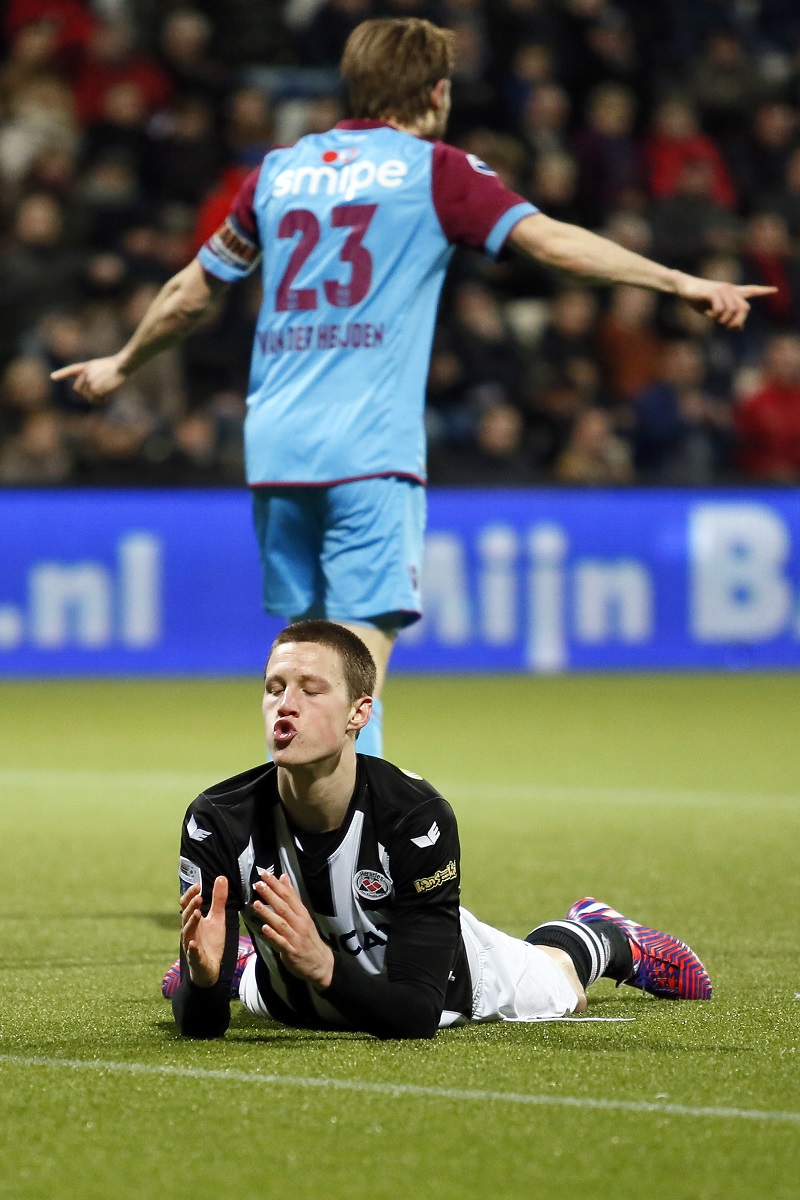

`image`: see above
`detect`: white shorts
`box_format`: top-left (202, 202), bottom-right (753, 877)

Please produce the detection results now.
top-left (239, 906), bottom-right (579, 1029)
top-left (448, 907), bottom-right (580, 1025)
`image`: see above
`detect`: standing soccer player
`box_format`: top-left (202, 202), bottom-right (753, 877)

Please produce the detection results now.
top-left (52, 18), bottom-right (774, 756)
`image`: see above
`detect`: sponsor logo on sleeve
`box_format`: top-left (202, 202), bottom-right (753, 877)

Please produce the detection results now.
top-left (353, 869), bottom-right (393, 902)
top-left (187, 815), bottom-right (211, 842)
top-left (413, 860), bottom-right (457, 894)
top-left (179, 856), bottom-right (202, 896)
top-left (411, 821), bottom-right (440, 848)
top-left (466, 153), bottom-right (496, 176)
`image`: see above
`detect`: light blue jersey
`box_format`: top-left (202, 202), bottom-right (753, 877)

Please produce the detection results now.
top-left (200, 120), bottom-right (536, 486)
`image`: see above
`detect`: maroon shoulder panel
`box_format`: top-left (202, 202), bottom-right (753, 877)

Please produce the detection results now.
top-left (431, 142), bottom-right (529, 249)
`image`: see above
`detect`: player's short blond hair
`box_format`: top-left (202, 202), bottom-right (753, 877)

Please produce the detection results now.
top-left (340, 18), bottom-right (456, 125)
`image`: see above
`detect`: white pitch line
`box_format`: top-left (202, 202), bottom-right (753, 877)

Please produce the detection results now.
top-left (0, 1055), bottom-right (798, 1125)
top-left (1, 767), bottom-right (798, 809)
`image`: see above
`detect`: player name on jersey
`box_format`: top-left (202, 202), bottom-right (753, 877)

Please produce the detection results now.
top-left (255, 322), bottom-right (386, 354)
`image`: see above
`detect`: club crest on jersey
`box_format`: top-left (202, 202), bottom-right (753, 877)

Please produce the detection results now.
top-left (466, 153), bottom-right (496, 176)
top-left (321, 147), bottom-right (359, 166)
top-left (353, 869), bottom-right (393, 902)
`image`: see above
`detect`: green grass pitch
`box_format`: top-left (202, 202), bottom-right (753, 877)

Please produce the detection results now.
top-left (1, 671), bottom-right (799, 1199)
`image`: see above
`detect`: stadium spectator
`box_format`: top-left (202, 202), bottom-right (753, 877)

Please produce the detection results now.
top-left (0, 408), bottom-right (72, 483)
top-left (519, 81), bottom-right (571, 159)
top-left (633, 339), bottom-right (734, 482)
top-left (0, 192), bottom-right (87, 367)
top-left (534, 285), bottom-right (604, 414)
top-left (79, 79), bottom-right (152, 188)
top-left (727, 101), bottom-right (798, 205)
top-left (559, 2), bottom-right (647, 115)
top-left (70, 20), bottom-right (172, 127)
top-left (649, 157), bottom-right (740, 273)
top-left (644, 97), bottom-right (736, 210)
top-left (4, 0), bottom-right (97, 65)
top-left (500, 40), bottom-right (556, 126)
top-left (571, 82), bottom-right (644, 228)
top-left (429, 400), bottom-right (537, 486)
top-left (0, 21), bottom-right (61, 111)
top-left (450, 281), bottom-right (524, 397)
top-left (162, 620), bottom-right (712, 1040)
top-left (735, 331), bottom-right (800, 483)
top-left (754, 144), bottom-right (800, 239)
top-left (221, 86), bottom-right (275, 168)
top-left (595, 285), bottom-right (664, 415)
top-left (686, 27), bottom-right (764, 141)
top-left (529, 149), bottom-right (583, 226)
top-left (740, 210), bottom-right (800, 331)
top-left (553, 406), bottom-right (633, 485)
top-left (143, 96), bottom-right (220, 205)
top-left (157, 8), bottom-right (228, 104)
top-left (0, 74), bottom-right (78, 186)
top-left (0, 355), bottom-right (52, 442)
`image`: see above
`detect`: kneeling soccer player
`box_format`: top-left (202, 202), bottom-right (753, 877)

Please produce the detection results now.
top-left (163, 621), bottom-right (711, 1039)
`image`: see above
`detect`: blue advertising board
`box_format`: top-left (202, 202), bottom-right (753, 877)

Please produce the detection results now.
top-left (0, 488), bottom-right (799, 675)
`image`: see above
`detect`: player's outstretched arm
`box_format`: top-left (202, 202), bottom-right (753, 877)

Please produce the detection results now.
top-left (180, 875), bottom-right (229, 987)
top-left (508, 213), bottom-right (776, 329)
top-left (50, 259), bottom-right (230, 403)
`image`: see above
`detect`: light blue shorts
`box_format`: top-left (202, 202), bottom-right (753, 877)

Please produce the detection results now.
top-left (251, 476), bottom-right (425, 629)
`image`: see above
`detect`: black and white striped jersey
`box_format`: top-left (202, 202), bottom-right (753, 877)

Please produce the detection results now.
top-left (173, 754), bottom-right (472, 1039)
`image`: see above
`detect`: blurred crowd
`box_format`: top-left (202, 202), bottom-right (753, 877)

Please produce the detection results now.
top-left (1, 0), bottom-right (800, 487)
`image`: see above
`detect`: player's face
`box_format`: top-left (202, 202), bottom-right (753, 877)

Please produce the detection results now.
top-left (263, 641), bottom-right (369, 766)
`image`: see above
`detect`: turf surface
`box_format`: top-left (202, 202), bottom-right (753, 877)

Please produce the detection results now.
top-left (1, 672), bottom-right (799, 1199)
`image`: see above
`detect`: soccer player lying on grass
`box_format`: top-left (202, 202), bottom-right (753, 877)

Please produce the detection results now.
top-left (162, 621), bottom-right (711, 1039)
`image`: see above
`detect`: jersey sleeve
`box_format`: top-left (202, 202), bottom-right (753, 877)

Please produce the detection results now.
top-left (432, 143), bottom-right (538, 259)
top-left (197, 168), bottom-right (263, 283)
top-left (322, 793), bottom-right (462, 1039)
top-left (170, 797), bottom-right (242, 1038)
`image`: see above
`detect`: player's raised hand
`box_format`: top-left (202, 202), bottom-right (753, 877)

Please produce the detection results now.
top-left (180, 875), bottom-right (228, 987)
top-left (50, 354), bottom-right (127, 403)
top-left (254, 871), bottom-right (334, 989)
top-left (674, 275), bottom-right (777, 329)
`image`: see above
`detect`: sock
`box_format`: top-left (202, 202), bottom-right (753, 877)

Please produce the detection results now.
top-left (355, 695), bottom-right (383, 757)
top-left (526, 920), bottom-right (613, 988)
top-left (585, 918), bottom-right (634, 984)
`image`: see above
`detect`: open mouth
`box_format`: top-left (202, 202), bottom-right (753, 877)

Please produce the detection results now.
top-left (273, 719), bottom-right (296, 747)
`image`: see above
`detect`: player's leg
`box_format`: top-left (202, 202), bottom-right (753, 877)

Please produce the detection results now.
top-left (337, 622), bottom-right (395, 757)
top-left (563, 897), bottom-right (712, 1000)
top-left (321, 477), bottom-right (426, 757)
top-left (458, 908), bottom-right (586, 1023)
top-left (251, 488), bottom-right (326, 623)
top-left (337, 622), bottom-right (396, 699)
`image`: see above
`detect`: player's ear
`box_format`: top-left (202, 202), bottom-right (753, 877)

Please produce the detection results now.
top-left (348, 694), bottom-right (373, 734)
top-left (431, 78), bottom-right (449, 110)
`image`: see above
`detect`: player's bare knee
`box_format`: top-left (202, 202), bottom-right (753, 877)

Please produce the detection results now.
top-left (534, 945), bottom-right (587, 1012)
